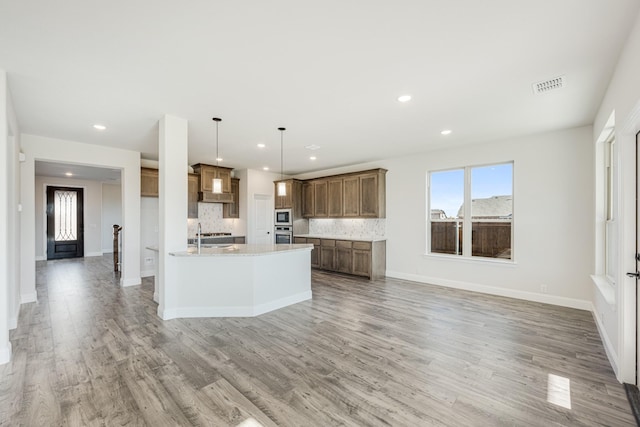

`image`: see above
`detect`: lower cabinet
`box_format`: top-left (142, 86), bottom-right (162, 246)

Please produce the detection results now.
top-left (294, 236), bottom-right (385, 279)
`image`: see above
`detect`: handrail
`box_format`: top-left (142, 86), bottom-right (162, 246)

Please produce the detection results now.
top-left (113, 224), bottom-right (122, 272)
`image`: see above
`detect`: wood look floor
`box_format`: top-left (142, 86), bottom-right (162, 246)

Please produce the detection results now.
top-left (0, 255), bottom-right (635, 426)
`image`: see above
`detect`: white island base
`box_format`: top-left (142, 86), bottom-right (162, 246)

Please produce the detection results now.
top-left (159, 244), bottom-right (313, 319)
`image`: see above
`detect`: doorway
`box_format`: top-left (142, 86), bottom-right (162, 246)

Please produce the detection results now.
top-left (252, 194), bottom-right (273, 244)
top-left (46, 186), bottom-right (84, 259)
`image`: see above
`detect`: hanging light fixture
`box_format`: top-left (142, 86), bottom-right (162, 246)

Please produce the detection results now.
top-left (212, 117), bottom-right (223, 194)
top-left (277, 127), bottom-right (287, 196)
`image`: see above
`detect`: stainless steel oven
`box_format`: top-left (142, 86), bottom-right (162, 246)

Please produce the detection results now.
top-left (274, 226), bottom-right (293, 244)
top-left (275, 209), bottom-right (292, 226)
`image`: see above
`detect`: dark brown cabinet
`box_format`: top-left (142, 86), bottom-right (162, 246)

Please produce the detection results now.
top-left (328, 178), bottom-right (343, 217)
top-left (313, 180), bottom-right (328, 217)
top-left (302, 182), bottom-right (314, 218)
top-left (140, 167), bottom-right (159, 197)
top-left (274, 180), bottom-right (293, 209)
top-left (359, 172), bottom-right (384, 217)
top-left (192, 163), bottom-right (234, 203)
top-left (188, 173), bottom-right (199, 218)
top-left (223, 178), bottom-right (240, 218)
top-left (320, 239), bottom-right (336, 270)
top-left (335, 240), bottom-right (352, 274)
top-left (342, 176), bottom-right (360, 217)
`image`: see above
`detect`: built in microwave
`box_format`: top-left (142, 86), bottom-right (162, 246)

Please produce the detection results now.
top-left (275, 208), bottom-right (292, 225)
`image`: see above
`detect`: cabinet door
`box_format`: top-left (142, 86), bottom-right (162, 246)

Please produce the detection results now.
top-left (140, 168), bottom-right (159, 197)
top-left (327, 178), bottom-right (343, 217)
top-left (343, 176), bottom-right (359, 217)
top-left (314, 180), bottom-right (328, 217)
top-left (200, 165), bottom-right (231, 193)
top-left (223, 178), bottom-right (240, 218)
top-left (308, 238), bottom-right (320, 267)
top-left (336, 240), bottom-right (353, 273)
top-left (359, 173), bottom-right (379, 217)
top-left (302, 182), bottom-right (315, 217)
top-left (188, 173), bottom-right (199, 218)
top-left (352, 249), bottom-right (371, 277)
top-left (294, 237), bottom-right (307, 244)
top-left (320, 246), bottom-right (336, 270)
top-left (274, 180), bottom-right (293, 209)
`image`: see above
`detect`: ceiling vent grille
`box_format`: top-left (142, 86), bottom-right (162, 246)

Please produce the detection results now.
top-left (533, 75), bottom-right (565, 94)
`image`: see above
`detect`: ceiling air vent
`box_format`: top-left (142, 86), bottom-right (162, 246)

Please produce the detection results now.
top-left (532, 75), bottom-right (565, 94)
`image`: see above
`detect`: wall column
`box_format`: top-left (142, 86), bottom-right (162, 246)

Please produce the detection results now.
top-left (0, 70), bottom-right (11, 364)
top-left (157, 115), bottom-right (188, 319)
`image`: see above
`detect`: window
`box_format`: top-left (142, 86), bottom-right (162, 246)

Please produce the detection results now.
top-left (428, 162), bottom-right (513, 260)
top-left (605, 134), bottom-right (617, 283)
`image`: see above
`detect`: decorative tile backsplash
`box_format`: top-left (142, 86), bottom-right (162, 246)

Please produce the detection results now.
top-left (309, 218), bottom-right (385, 237)
top-left (187, 203), bottom-right (236, 237)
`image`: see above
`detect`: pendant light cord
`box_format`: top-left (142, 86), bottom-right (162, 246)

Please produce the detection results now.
top-left (279, 127), bottom-right (286, 181)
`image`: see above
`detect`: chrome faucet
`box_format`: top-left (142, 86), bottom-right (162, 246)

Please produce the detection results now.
top-left (197, 222), bottom-right (202, 253)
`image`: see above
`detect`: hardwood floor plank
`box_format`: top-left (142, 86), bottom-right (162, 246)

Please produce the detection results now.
top-left (0, 255), bottom-right (635, 426)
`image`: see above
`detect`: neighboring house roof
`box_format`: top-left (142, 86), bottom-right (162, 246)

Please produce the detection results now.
top-left (430, 209), bottom-right (446, 220)
top-left (457, 195), bottom-right (512, 218)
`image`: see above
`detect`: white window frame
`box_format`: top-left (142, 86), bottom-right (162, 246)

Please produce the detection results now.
top-left (427, 161), bottom-right (514, 262)
top-left (604, 133), bottom-right (617, 285)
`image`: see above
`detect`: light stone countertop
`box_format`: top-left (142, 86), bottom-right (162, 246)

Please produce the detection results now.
top-left (169, 243), bottom-right (313, 257)
top-left (294, 234), bottom-right (386, 242)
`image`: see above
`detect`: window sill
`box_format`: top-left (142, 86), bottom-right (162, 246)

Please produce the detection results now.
top-left (423, 253), bottom-right (518, 266)
top-left (591, 275), bottom-right (616, 305)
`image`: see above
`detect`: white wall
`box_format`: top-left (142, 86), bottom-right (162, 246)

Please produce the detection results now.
top-left (592, 11), bottom-right (640, 383)
top-left (241, 169), bottom-right (280, 244)
top-left (21, 134), bottom-right (141, 295)
top-left (296, 126), bottom-right (594, 308)
top-left (0, 69), bottom-right (21, 364)
top-left (34, 176), bottom-right (104, 259)
top-left (102, 183), bottom-right (122, 253)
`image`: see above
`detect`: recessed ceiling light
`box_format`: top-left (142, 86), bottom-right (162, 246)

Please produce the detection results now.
top-left (216, 157), bottom-right (223, 162)
top-left (93, 124), bottom-right (106, 130)
top-left (257, 143), bottom-right (266, 148)
top-left (397, 95), bottom-right (412, 103)
top-left (305, 144), bottom-right (321, 150)
top-left (310, 156), bottom-right (317, 161)
top-left (441, 129), bottom-right (452, 135)
top-left (263, 167), bottom-right (269, 171)
top-left (65, 172), bottom-right (73, 176)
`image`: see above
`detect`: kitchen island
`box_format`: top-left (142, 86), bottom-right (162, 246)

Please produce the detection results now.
top-left (155, 243), bottom-right (313, 319)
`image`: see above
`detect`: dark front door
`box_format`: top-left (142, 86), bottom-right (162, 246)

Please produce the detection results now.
top-left (46, 186), bottom-right (84, 260)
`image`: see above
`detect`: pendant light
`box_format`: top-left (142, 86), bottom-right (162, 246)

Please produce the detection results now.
top-left (277, 127), bottom-right (287, 196)
top-left (212, 117), bottom-right (223, 194)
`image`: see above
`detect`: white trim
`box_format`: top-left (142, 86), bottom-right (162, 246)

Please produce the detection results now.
top-left (592, 304), bottom-right (620, 380)
top-left (35, 255), bottom-right (45, 261)
top-left (0, 342), bottom-right (12, 365)
top-left (85, 251), bottom-right (103, 257)
top-left (423, 253), bottom-right (517, 266)
top-left (153, 292), bottom-right (158, 303)
top-left (102, 248), bottom-right (113, 254)
top-left (20, 292), bottom-right (37, 304)
top-left (141, 269), bottom-right (155, 278)
top-left (120, 277), bottom-right (141, 287)
top-left (158, 290), bottom-right (312, 320)
top-left (386, 270), bottom-right (592, 311)
top-left (8, 317), bottom-right (17, 330)
top-left (590, 274), bottom-right (616, 305)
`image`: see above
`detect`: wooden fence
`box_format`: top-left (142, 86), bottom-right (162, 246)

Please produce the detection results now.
top-left (430, 220), bottom-right (511, 259)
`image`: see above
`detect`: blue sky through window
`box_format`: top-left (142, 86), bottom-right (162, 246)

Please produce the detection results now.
top-left (430, 163), bottom-right (512, 218)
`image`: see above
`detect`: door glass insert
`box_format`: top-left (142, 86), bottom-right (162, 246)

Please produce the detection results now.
top-left (54, 190), bottom-right (78, 241)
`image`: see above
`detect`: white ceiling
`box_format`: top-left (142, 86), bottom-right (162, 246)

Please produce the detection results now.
top-left (2, 1), bottom-right (639, 175)
top-left (35, 161), bottom-right (121, 183)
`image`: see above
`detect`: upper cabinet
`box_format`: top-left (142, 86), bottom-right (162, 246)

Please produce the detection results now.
top-left (140, 167), bottom-right (159, 197)
top-left (188, 173), bottom-right (199, 218)
top-left (192, 163), bottom-right (234, 203)
top-left (223, 178), bottom-right (240, 218)
top-left (293, 169), bottom-right (386, 219)
top-left (274, 179), bottom-right (303, 215)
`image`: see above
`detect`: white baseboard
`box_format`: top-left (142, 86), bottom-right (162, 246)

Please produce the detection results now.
top-left (0, 342), bottom-right (12, 365)
top-left (158, 291), bottom-right (312, 320)
top-left (386, 271), bottom-right (592, 311)
top-left (35, 255), bottom-right (45, 261)
top-left (120, 277), bottom-right (141, 287)
top-left (85, 251), bottom-right (103, 257)
top-left (591, 304), bottom-right (619, 379)
top-left (102, 249), bottom-right (113, 254)
top-left (153, 292), bottom-right (159, 303)
top-left (9, 316), bottom-right (17, 330)
top-left (141, 269), bottom-right (155, 278)
top-left (20, 292), bottom-right (37, 304)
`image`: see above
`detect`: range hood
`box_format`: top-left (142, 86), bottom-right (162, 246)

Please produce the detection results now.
top-left (199, 191), bottom-right (234, 204)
